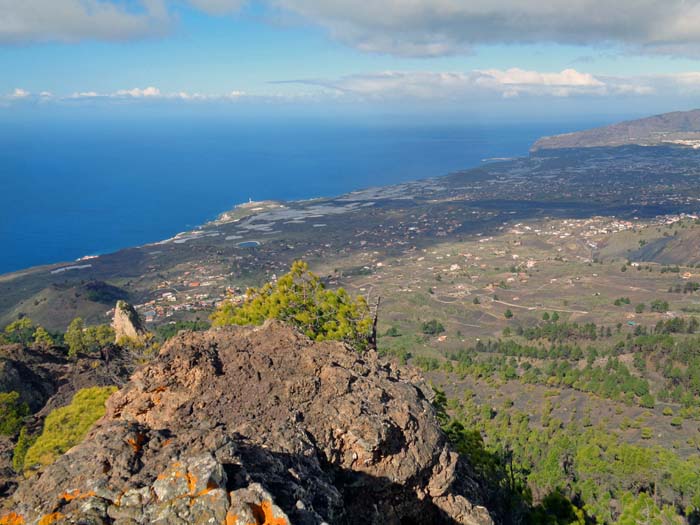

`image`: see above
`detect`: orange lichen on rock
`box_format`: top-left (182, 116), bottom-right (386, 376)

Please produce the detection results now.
top-left (60, 489), bottom-right (96, 502)
top-left (186, 472), bottom-right (197, 494)
top-left (38, 513), bottom-right (65, 525)
top-left (195, 480), bottom-right (219, 497)
top-left (126, 433), bottom-right (146, 454)
top-left (222, 500), bottom-right (286, 525)
top-left (0, 512), bottom-right (25, 525)
top-left (249, 501), bottom-right (287, 525)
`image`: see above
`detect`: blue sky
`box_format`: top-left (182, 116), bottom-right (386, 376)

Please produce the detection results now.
top-left (3, 1), bottom-right (700, 119)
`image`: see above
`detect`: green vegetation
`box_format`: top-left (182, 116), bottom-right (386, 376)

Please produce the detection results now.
top-left (32, 326), bottom-right (53, 348)
top-left (65, 317), bottom-right (114, 357)
top-left (211, 260), bottom-right (374, 351)
top-left (3, 317), bottom-right (34, 345)
top-left (378, 345), bottom-right (412, 365)
top-left (12, 427), bottom-right (36, 473)
top-left (416, 306), bottom-right (700, 524)
top-left (84, 324), bottom-right (115, 349)
top-left (439, 389), bottom-right (699, 524)
top-left (81, 280), bottom-right (128, 304)
top-left (0, 392), bottom-right (29, 436)
top-left (384, 326), bottom-right (401, 337)
top-left (430, 314), bottom-right (700, 411)
top-left (615, 492), bottom-right (680, 525)
top-left (23, 386), bottom-right (116, 471)
top-left (65, 317), bottom-right (87, 357)
top-left (1, 317), bottom-right (61, 349)
top-left (421, 319), bottom-right (445, 335)
top-left (650, 299), bottom-right (670, 313)
top-left (155, 319), bottom-right (210, 341)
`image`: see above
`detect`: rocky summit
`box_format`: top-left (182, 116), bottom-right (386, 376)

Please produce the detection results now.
top-left (3, 321), bottom-right (493, 525)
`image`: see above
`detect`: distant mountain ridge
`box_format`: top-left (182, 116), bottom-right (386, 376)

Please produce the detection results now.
top-left (531, 109), bottom-right (700, 151)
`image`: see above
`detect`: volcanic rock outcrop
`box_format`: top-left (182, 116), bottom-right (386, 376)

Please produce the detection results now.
top-left (112, 300), bottom-right (148, 343)
top-left (3, 321), bottom-right (493, 525)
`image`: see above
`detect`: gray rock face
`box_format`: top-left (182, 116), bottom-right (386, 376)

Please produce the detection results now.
top-left (4, 322), bottom-right (493, 525)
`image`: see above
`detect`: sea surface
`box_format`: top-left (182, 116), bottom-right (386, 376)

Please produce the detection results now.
top-left (0, 117), bottom-right (607, 274)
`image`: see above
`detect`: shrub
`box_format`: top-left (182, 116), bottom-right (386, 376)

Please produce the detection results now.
top-left (639, 393), bottom-right (655, 409)
top-left (211, 261), bottom-right (373, 351)
top-left (414, 356), bottom-right (440, 371)
top-left (0, 392), bottom-right (29, 436)
top-left (384, 326), bottom-right (401, 337)
top-left (3, 317), bottom-right (34, 345)
top-left (12, 427), bottom-right (35, 473)
top-left (421, 319), bottom-right (445, 336)
top-left (66, 319), bottom-right (115, 357)
top-left (23, 386), bottom-right (116, 471)
top-left (84, 324), bottom-right (115, 350)
top-left (156, 320), bottom-right (210, 342)
top-left (650, 299), bottom-right (669, 313)
top-left (32, 326), bottom-right (53, 349)
top-left (65, 317), bottom-right (88, 357)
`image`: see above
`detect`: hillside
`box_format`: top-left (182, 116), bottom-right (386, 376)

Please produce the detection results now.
top-left (531, 109), bottom-right (700, 151)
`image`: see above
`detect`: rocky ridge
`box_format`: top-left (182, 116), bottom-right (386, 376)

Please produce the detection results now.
top-left (2, 321), bottom-right (493, 525)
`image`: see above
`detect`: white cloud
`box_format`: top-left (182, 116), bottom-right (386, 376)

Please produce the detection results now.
top-left (0, 0), bottom-right (169, 44)
top-left (185, 0), bottom-right (246, 15)
top-left (474, 68), bottom-right (606, 97)
top-left (0, 87), bottom-right (30, 106)
top-left (476, 68), bottom-right (604, 88)
top-left (289, 68), bottom-right (630, 100)
top-left (8, 69), bottom-right (700, 109)
top-left (60, 86), bottom-right (248, 102)
top-left (9, 88), bottom-right (30, 99)
top-left (113, 86), bottom-right (162, 98)
top-left (0, 0), bottom-right (241, 44)
top-left (271, 0), bottom-right (700, 58)
top-left (70, 91), bottom-right (100, 99)
top-left (4, 0), bottom-right (700, 58)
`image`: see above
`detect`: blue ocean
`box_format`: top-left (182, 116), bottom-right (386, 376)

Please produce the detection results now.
top-left (0, 116), bottom-right (607, 274)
